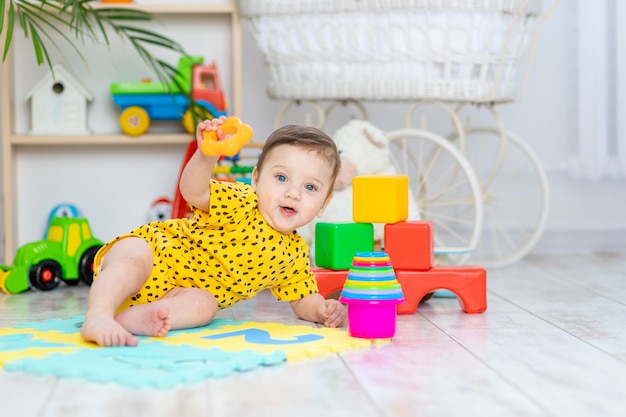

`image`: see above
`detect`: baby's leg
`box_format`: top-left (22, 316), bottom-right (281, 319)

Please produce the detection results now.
top-left (114, 305), bottom-right (171, 338)
top-left (80, 237), bottom-right (154, 347)
top-left (115, 287), bottom-right (218, 333)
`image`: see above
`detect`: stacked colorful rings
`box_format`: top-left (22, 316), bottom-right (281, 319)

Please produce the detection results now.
top-left (339, 252), bottom-right (405, 303)
top-left (339, 252), bottom-right (404, 339)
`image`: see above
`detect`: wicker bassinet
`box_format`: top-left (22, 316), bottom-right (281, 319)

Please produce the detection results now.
top-left (239, 0), bottom-right (543, 102)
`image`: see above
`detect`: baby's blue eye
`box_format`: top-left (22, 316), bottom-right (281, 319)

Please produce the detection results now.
top-left (305, 184), bottom-right (317, 192)
top-left (276, 174), bottom-right (287, 182)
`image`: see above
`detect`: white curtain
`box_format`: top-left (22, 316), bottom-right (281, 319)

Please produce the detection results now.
top-left (568, 0), bottom-right (626, 180)
top-left (617, 0), bottom-right (626, 178)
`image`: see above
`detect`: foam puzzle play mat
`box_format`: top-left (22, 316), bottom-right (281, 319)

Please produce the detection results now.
top-left (0, 316), bottom-right (383, 388)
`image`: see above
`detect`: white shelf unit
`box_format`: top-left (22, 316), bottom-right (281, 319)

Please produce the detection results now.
top-left (1, 2), bottom-right (242, 262)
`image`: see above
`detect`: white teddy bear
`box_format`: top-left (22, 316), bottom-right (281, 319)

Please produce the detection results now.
top-left (298, 119), bottom-right (420, 264)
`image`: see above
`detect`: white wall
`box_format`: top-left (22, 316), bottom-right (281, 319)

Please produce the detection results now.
top-left (1, 0), bottom-right (625, 263)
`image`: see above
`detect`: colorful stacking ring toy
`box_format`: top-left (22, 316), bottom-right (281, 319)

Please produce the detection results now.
top-left (339, 252), bottom-right (404, 339)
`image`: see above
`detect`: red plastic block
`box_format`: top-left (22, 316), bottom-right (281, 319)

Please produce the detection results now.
top-left (313, 268), bottom-right (348, 299)
top-left (395, 266), bottom-right (487, 314)
top-left (384, 221), bottom-right (434, 271)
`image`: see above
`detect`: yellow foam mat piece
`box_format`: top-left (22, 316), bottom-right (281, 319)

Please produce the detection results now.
top-left (0, 316), bottom-right (388, 388)
top-left (166, 320), bottom-right (381, 361)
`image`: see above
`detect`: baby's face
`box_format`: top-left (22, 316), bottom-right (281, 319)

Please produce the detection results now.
top-left (252, 145), bottom-right (334, 234)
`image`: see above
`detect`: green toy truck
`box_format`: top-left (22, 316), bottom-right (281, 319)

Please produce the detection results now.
top-left (0, 216), bottom-right (104, 294)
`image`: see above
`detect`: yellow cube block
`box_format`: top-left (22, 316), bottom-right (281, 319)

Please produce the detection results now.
top-left (352, 175), bottom-right (409, 224)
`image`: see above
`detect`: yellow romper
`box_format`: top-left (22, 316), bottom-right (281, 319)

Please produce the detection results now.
top-left (94, 180), bottom-right (318, 312)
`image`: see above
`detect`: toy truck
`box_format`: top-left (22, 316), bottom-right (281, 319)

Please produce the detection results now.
top-left (0, 216), bottom-right (104, 294)
top-left (111, 55), bottom-right (228, 136)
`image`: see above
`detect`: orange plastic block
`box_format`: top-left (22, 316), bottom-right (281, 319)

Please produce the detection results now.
top-left (312, 268), bottom-right (349, 299)
top-left (395, 266), bottom-right (487, 314)
top-left (384, 221), bottom-right (434, 271)
top-left (352, 175), bottom-right (409, 224)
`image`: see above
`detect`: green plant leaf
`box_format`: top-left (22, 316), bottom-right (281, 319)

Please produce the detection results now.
top-left (1, 0), bottom-right (190, 86)
top-left (2, 2), bottom-right (15, 63)
top-left (0, 0), bottom-right (5, 34)
top-left (16, 2), bottom-right (87, 69)
top-left (28, 23), bottom-right (46, 65)
top-left (1, 1), bottom-right (207, 126)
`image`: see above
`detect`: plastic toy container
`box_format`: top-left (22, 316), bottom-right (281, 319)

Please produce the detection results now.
top-left (339, 252), bottom-right (404, 339)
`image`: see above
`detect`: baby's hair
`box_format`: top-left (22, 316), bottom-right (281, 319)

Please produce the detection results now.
top-left (256, 125), bottom-right (341, 196)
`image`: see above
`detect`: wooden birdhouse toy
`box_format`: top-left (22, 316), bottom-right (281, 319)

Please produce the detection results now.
top-left (26, 65), bottom-right (94, 135)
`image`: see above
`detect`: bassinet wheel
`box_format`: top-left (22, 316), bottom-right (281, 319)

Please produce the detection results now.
top-left (386, 128), bottom-right (483, 265)
top-left (447, 127), bottom-right (550, 268)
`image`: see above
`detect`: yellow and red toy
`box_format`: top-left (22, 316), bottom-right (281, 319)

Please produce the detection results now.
top-left (200, 117), bottom-right (253, 157)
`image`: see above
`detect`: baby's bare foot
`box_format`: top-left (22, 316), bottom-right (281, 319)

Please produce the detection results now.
top-left (81, 314), bottom-right (139, 347)
top-left (115, 305), bottom-right (172, 338)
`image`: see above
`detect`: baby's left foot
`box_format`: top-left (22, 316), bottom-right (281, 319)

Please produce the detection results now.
top-left (115, 305), bottom-right (172, 337)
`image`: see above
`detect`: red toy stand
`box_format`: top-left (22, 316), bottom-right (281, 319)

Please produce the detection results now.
top-left (171, 140), bottom-right (198, 219)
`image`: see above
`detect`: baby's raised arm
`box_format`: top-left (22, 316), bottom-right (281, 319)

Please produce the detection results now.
top-left (179, 117), bottom-right (227, 211)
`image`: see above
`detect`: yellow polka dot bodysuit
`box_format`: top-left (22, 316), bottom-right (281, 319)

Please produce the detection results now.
top-left (94, 180), bottom-right (318, 312)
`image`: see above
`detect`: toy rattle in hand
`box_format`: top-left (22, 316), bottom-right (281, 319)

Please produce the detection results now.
top-left (200, 116), bottom-right (253, 157)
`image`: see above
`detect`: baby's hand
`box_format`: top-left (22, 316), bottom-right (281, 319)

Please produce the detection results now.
top-left (197, 116), bottom-right (253, 157)
top-left (196, 116), bottom-right (227, 146)
top-left (318, 299), bottom-right (346, 328)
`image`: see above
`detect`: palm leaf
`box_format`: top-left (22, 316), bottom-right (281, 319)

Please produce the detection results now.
top-left (1, 2), bottom-right (16, 62)
top-left (1, 0), bottom-right (189, 87)
top-left (0, 0), bottom-right (215, 125)
top-left (15, 3), bottom-right (87, 66)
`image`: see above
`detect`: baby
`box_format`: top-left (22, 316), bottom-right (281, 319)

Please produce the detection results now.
top-left (81, 117), bottom-right (346, 346)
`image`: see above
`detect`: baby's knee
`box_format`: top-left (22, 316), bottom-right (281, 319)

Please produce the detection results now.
top-left (102, 238), bottom-right (153, 276)
top-left (190, 290), bottom-right (219, 326)
top-left (193, 289), bottom-right (218, 311)
top-left (169, 287), bottom-right (218, 320)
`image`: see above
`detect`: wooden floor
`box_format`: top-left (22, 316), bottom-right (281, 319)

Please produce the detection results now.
top-left (1, 253), bottom-right (625, 417)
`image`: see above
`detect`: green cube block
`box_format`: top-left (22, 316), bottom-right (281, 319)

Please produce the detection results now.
top-left (315, 222), bottom-right (374, 270)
